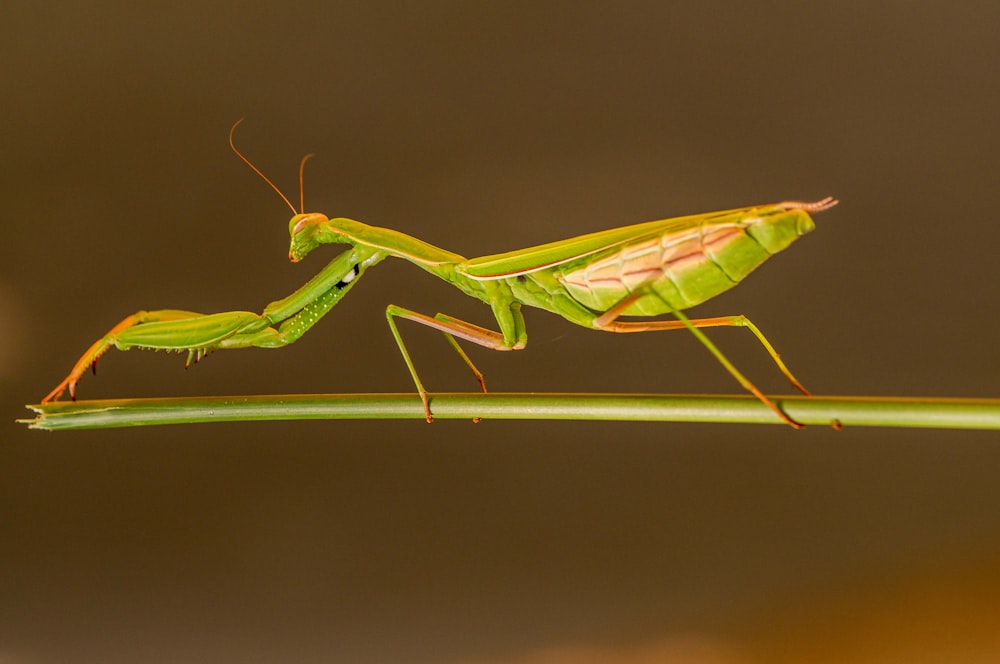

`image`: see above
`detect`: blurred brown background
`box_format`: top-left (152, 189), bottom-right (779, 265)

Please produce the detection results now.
top-left (2, 2), bottom-right (999, 662)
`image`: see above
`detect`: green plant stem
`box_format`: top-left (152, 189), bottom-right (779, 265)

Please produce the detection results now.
top-left (21, 393), bottom-right (1000, 431)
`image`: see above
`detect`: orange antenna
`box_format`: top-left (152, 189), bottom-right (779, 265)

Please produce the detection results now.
top-left (298, 153), bottom-right (314, 214)
top-left (228, 119), bottom-right (297, 215)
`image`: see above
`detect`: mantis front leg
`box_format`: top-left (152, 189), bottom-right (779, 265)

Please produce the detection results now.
top-left (42, 309), bottom-right (260, 402)
top-left (42, 245), bottom-right (386, 403)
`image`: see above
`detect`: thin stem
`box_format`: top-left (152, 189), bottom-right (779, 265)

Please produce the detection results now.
top-left (21, 393), bottom-right (1000, 431)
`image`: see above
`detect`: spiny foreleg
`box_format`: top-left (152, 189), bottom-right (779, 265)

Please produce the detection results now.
top-left (41, 246), bottom-right (384, 403)
top-left (41, 309), bottom-right (259, 403)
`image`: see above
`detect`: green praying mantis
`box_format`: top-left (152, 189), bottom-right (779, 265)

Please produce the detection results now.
top-left (42, 121), bottom-right (837, 427)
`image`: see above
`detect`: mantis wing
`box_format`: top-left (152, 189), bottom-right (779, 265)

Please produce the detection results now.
top-left (458, 205), bottom-right (762, 280)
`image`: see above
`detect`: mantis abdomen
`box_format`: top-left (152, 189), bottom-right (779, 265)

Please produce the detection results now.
top-left (479, 204), bottom-right (820, 323)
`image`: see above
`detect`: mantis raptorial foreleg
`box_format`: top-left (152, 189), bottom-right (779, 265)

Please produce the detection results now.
top-left (42, 245), bottom-right (386, 403)
top-left (41, 309), bottom-right (239, 402)
top-left (41, 307), bottom-right (299, 403)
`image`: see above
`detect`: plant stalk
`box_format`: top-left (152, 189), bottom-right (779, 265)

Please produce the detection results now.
top-left (21, 393), bottom-right (1000, 431)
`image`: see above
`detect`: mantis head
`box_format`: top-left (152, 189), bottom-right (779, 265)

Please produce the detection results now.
top-left (227, 121), bottom-right (334, 263)
top-left (288, 212), bottom-right (331, 262)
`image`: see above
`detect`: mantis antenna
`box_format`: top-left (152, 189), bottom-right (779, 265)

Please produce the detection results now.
top-left (298, 152), bottom-right (314, 214)
top-left (228, 118), bottom-right (312, 215)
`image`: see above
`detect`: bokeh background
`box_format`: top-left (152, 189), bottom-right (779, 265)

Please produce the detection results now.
top-left (2, 2), bottom-right (999, 662)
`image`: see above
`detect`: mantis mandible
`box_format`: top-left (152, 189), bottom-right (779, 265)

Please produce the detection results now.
top-left (42, 121), bottom-right (837, 427)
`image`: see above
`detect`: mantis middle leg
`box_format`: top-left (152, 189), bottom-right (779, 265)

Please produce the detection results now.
top-left (386, 299), bottom-right (527, 421)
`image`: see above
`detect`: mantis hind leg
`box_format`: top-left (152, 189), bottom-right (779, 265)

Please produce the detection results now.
top-left (594, 294), bottom-right (808, 428)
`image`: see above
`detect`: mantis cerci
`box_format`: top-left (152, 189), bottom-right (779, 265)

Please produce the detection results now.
top-left (42, 121), bottom-right (837, 428)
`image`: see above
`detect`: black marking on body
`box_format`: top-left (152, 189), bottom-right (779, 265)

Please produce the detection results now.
top-left (335, 264), bottom-right (360, 289)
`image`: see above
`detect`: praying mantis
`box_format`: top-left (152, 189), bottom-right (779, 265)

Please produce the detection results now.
top-left (41, 121), bottom-right (837, 427)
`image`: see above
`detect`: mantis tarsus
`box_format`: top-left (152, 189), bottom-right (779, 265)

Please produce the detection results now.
top-left (42, 121), bottom-right (837, 427)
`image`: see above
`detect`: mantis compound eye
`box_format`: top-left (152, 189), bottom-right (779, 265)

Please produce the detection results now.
top-left (291, 215), bottom-right (310, 236)
top-left (290, 212), bottom-right (330, 237)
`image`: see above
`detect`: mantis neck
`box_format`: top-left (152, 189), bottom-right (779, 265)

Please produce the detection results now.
top-left (323, 217), bottom-right (467, 268)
